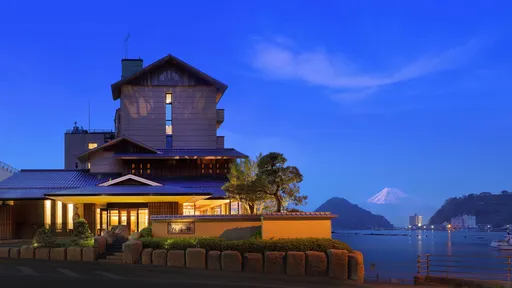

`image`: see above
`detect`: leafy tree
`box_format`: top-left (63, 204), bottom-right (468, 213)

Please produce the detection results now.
top-left (33, 227), bottom-right (56, 248)
top-left (71, 218), bottom-right (94, 247)
top-left (222, 155), bottom-right (268, 214)
top-left (256, 152), bottom-right (307, 212)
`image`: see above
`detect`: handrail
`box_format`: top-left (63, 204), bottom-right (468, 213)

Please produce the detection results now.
top-left (0, 160), bottom-right (18, 174)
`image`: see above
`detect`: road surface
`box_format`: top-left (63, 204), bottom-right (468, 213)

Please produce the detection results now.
top-left (0, 258), bottom-right (367, 288)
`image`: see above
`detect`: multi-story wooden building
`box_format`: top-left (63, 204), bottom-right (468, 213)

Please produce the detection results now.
top-left (0, 54), bottom-right (248, 240)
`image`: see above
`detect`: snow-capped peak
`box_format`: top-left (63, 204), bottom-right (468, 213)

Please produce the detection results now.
top-left (367, 188), bottom-right (408, 204)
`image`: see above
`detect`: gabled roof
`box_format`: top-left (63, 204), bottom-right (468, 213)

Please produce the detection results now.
top-left (111, 54), bottom-right (228, 101)
top-left (114, 148), bottom-right (248, 159)
top-left (76, 136), bottom-right (159, 162)
top-left (98, 174), bottom-right (163, 187)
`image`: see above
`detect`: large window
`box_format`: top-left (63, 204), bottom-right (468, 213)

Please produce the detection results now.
top-left (55, 201), bottom-right (62, 232)
top-left (88, 143), bottom-right (98, 149)
top-left (183, 203), bottom-right (195, 215)
top-left (166, 93), bottom-right (172, 135)
top-left (231, 202), bottom-right (240, 214)
top-left (44, 200), bottom-right (52, 228)
top-left (138, 208), bottom-right (148, 232)
top-left (67, 204), bottom-right (74, 230)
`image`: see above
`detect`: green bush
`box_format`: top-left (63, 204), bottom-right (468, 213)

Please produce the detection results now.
top-left (250, 228), bottom-right (262, 240)
top-left (33, 227), bottom-right (56, 248)
top-left (71, 218), bottom-right (94, 247)
top-left (140, 237), bottom-right (351, 254)
top-left (140, 227), bottom-right (153, 238)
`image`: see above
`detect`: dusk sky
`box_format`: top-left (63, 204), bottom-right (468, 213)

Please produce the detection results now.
top-left (1, 1), bottom-right (511, 211)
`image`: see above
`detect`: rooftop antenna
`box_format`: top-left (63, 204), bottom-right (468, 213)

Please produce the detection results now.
top-left (124, 33), bottom-right (130, 59)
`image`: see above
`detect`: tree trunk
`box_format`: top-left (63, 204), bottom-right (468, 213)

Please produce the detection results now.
top-left (247, 202), bottom-right (256, 214)
top-left (274, 194), bottom-right (282, 213)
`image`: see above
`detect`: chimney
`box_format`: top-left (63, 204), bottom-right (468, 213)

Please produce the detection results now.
top-left (121, 58), bottom-right (143, 79)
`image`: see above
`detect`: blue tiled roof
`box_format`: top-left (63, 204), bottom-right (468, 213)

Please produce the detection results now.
top-left (114, 148), bottom-right (248, 158)
top-left (45, 186), bottom-right (212, 196)
top-left (0, 189), bottom-right (65, 200)
top-left (149, 177), bottom-right (227, 197)
top-left (0, 170), bottom-right (120, 189)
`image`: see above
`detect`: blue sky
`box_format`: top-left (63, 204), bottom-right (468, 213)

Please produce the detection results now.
top-left (1, 1), bottom-right (511, 212)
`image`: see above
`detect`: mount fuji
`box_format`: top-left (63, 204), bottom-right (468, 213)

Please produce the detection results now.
top-left (360, 188), bottom-right (437, 227)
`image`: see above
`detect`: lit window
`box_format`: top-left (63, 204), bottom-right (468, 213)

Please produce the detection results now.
top-left (44, 200), bottom-right (52, 228)
top-left (147, 164), bottom-right (151, 168)
top-left (183, 203), bottom-right (195, 215)
top-left (67, 204), bottom-right (74, 230)
top-left (56, 201), bottom-right (62, 232)
top-left (165, 93), bottom-right (172, 104)
top-left (88, 143), bottom-right (98, 149)
top-left (87, 162), bottom-right (91, 169)
top-left (166, 93), bottom-right (172, 135)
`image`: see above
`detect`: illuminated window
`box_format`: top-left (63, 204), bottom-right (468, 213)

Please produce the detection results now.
top-left (87, 162), bottom-right (91, 169)
top-left (213, 206), bottom-right (222, 215)
top-left (183, 203), bottom-right (195, 215)
top-left (44, 200), bottom-right (52, 228)
top-left (88, 143), bottom-right (98, 149)
top-left (231, 202), bottom-right (240, 214)
top-left (67, 204), bottom-right (74, 230)
top-left (96, 209), bottom-right (100, 235)
top-left (138, 208), bottom-right (149, 232)
top-left (55, 201), bottom-right (62, 232)
top-left (166, 93), bottom-right (172, 135)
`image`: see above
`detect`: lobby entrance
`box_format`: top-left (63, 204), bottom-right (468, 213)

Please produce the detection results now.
top-left (98, 203), bottom-right (149, 235)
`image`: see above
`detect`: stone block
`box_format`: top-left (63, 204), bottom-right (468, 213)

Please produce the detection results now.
top-left (207, 251), bottom-right (221, 270)
top-left (94, 236), bottom-right (107, 254)
top-left (128, 232), bottom-right (141, 241)
top-left (9, 248), bottom-right (20, 258)
top-left (348, 250), bottom-right (364, 283)
top-left (167, 250), bottom-right (185, 267)
top-left (50, 248), bottom-right (66, 261)
top-left (20, 245), bottom-right (34, 259)
top-left (142, 248), bottom-right (153, 265)
top-left (67, 247), bottom-right (82, 261)
top-left (264, 252), bottom-right (286, 274)
top-left (286, 252), bottom-right (305, 275)
top-left (186, 248), bottom-right (206, 269)
top-left (221, 251), bottom-right (242, 272)
top-left (152, 249), bottom-right (167, 266)
top-left (35, 248), bottom-right (51, 260)
top-left (305, 251), bottom-right (327, 276)
top-left (83, 247), bottom-right (98, 262)
top-left (102, 230), bottom-right (116, 244)
top-left (0, 247), bottom-right (10, 258)
top-left (122, 240), bottom-right (142, 264)
top-left (243, 253), bottom-right (263, 273)
top-left (327, 249), bottom-right (348, 280)
top-left (114, 225), bottom-right (130, 241)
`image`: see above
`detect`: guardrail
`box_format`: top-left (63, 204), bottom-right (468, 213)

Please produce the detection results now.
top-left (417, 254), bottom-right (512, 283)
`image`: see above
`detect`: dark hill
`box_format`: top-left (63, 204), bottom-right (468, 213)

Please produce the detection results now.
top-left (315, 197), bottom-right (394, 230)
top-left (429, 191), bottom-right (512, 227)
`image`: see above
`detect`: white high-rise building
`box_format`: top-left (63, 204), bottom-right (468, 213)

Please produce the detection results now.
top-left (450, 215), bottom-right (477, 229)
top-left (409, 213), bottom-right (422, 227)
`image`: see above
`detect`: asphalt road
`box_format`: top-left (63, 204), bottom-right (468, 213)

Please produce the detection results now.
top-left (0, 258), bottom-right (367, 288)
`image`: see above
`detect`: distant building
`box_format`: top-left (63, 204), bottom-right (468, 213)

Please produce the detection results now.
top-left (409, 213), bottom-right (423, 227)
top-left (450, 215), bottom-right (477, 229)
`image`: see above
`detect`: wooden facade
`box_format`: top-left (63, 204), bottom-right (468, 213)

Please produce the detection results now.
top-left (148, 202), bottom-right (182, 219)
top-left (83, 203), bottom-right (96, 233)
top-left (121, 159), bottom-right (232, 177)
top-left (0, 204), bottom-right (14, 240)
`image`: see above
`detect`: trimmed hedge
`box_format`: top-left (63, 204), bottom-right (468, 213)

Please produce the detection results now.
top-left (140, 237), bottom-right (351, 254)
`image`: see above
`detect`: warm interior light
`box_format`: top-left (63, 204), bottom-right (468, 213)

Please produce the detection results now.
top-left (44, 200), bottom-right (52, 228)
top-left (56, 201), bottom-right (62, 231)
top-left (88, 143), bottom-right (98, 149)
top-left (67, 204), bottom-right (74, 230)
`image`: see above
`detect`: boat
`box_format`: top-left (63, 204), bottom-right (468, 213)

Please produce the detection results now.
top-left (490, 233), bottom-right (512, 249)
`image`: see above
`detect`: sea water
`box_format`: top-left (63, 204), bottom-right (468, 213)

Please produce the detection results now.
top-left (334, 230), bottom-right (512, 283)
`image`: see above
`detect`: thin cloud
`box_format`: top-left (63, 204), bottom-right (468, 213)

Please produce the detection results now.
top-left (250, 37), bottom-right (480, 101)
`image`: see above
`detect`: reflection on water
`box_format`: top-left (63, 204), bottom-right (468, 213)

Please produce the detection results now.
top-left (335, 230), bottom-right (511, 281)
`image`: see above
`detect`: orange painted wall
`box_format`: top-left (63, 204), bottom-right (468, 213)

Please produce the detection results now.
top-left (152, 220), bottom-right (261, 239)
top-left (262, 219), bottom-right (332, 239)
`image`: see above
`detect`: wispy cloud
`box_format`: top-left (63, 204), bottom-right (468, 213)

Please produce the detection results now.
top-left (249, 37), bottom-right (480, 101)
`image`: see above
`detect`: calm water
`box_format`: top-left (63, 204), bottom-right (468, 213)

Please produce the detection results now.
top-left (333, 230), bottom-right (512, 282)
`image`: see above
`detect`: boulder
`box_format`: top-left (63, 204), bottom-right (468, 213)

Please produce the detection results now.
top-left (152, 249), bottom-right (167, 266)
top-left (94, 236), bottom-right (107, 254)
top-left (327, 249), bottom-right (348, 280)
top-left (9, 248), bottom-right (20, 258)
top-left (264, 252), bottom-right (286, 274)
top-left (348, 250), bottom-right (364, 283)
top-left (20, 245), bottom-right (34, 259)
top-left (142, 248), bottom-right (153, 265)
top-left (128, 232), bottom-right (141, 241)
top-left (207, 251), bottom-right (221, 270)
top-left (35, 248), bottom-right (51, 260)
top-left (102, 230), bottom-right (116, 244)
top-left (186, 248), bottom-right (206, 269)
top-left (221, 251), bottom-right (242, 272)
top-left (286, 252), bottom-right (305, 275)
top-left (83, 247), bottom-right (98, 262)
top-left (167, 250), bottom-right (185, 267)
top-left (114, 225), bottom-right (130, 240)
top-left (305, 251), bottom-right (327, 276)
top-left (243, 253), bottom-right (263, 273)
top-left (50, 248), bottom-right (67, 261)
top-left (67, 247), bottom-right (82, 261)
top-left (0, 247), bottom-right (10, 258)
top-left (122, 240), bottom-right (142, 264)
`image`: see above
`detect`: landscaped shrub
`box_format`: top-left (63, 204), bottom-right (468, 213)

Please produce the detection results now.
top-left (140, 237), bottom-right (351, 254)
top-left (32, 227), bottom-right (56, 248)
top-left (71, 218), bottom-right (94, 247)
top-left (140, 227), bottom-right (153, 238)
